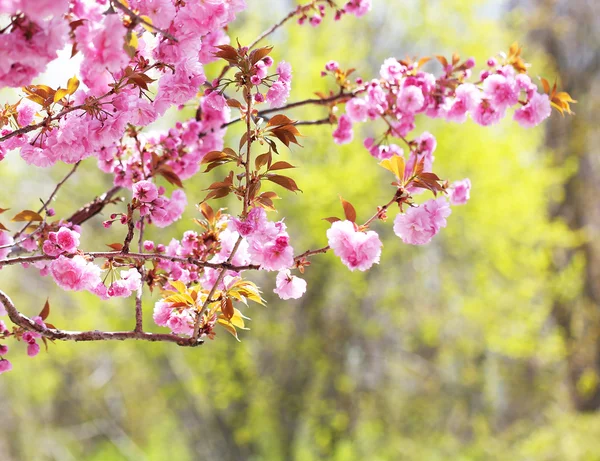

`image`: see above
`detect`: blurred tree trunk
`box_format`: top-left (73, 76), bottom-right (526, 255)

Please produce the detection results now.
top-left (527, 0), bottom-right (600, 412)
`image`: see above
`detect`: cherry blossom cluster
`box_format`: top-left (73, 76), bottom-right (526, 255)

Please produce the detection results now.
top-left (296, 0), bottom-right (371, 26)
top-left (0, 0), bottom-right (574, 374)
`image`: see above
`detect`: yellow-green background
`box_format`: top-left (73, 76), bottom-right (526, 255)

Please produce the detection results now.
top-left (1, 0), bottom-right (598, 459)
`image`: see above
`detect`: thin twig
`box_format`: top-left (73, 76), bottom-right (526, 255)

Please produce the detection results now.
top-left (110, 0), bottom-right (178, 42)
top-left (296, 118), bottom-right (333, 126)
top-left (222, 90), bottom-right (357, 129)
top-left (12, 161), bottom-right (81, 242)
top-left (248, 3), bottom-right (307, 49)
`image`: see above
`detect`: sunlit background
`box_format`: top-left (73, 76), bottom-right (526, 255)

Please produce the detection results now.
top-left (1, 0), bottom-right (599, 459)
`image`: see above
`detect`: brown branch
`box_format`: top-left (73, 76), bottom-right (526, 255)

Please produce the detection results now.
top-left (296, 118), bottom-right (333, 126)
top-left (134, 280), bottom-right (144, 333)
top-left (121, 204), bottom-right (136, 253)
top-left (0, 251), bottom-right (259, 272)
top-left (0, 289), bottom-right (202, 346)
top-left (222, 90), bottom-right (357, 129)
top-left (294, 245), bottom-right (330, 262)
top-left (110, 0), bottom-right (178, 42)
top-left (67, 186), bottom-right (122, 226)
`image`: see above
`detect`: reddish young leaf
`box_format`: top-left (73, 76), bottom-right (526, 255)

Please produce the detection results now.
top-left (265, 175), bottom-right (301, 193)
top-left (340, 197), bottom-right (357, 222)
top-left (39, 298), bottom-right (50, 321)
top-left (268, 161), bottom-right (295, 171)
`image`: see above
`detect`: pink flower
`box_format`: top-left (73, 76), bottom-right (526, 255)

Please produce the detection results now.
top-left (108, 268), bottom-right (142, 298)
top-left (27, 342), bottom-right (40, 357)
top-left (393, 206), bottom-right (435, 245)
top-left (230, 207), bottom-right (268, 237)
top-left (266, 81), bottom-right (290, 108)
top-left (450, 178), bottom-right (471, 205)
top-left (333, 114), bottom-right (354, 145)
top-left (50, 255), bottom-right (102, 292)
top-left (393, 197), bottom-right (451, 245)
top-left (447, 83), bottom-right (481, 123)
top-left (325, 60), bottom-right (339, 71)
top-left (153, 301), bottom-right (172, 327)
top-left (20, 144), bottom-right (58, 168)
top-left (133, 180), bottom-right (159, 202)
top-left (129, 0), bottom-right (175, 29)
top-left (471, 99), bottom-right (504, 126)
top-left (277, 61), bottom-right (292, 84)
top-left (364, 138), bottom-right (402, 160)
top-left (424, 196), bottom-right (452, 230)
top-left (483, 74), bottom-right (519, 111)
top-left (0, 231), bottom-right (14, 260)
top-left (200, 92), bottom-right (230, 130)
top-left (44, 227), bottom-right (80, 256)
top-left (274, 270), bottom-right (307, 300)
top-left (55, 227), bottom-right (80, 253)
top-left (327, 220), bottom-right (382, 271)
top-left (513, 92), bottom-right (552, 128)
top-left (346, 98), bottom-right (368, 123)
top-left (380, 57), bottom-right (405, 82)
top-left (17, 101), bottom-right (36, 127)
top-left (152, 189), bottom-right (187, 228)
top-left (397, 85), bottom-right (425, 115)
top-left (0, 359), bottom-right (12, 374)
top-left (252, 235), bottom-right (294, 271)
top-left (345, 0), bottom-right (372, 17)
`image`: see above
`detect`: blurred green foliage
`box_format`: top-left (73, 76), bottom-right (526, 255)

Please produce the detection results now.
top-left (0, 1), bottom-right (597, 460)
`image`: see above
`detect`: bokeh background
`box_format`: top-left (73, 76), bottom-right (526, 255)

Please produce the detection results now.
top-left (1, 0), bottom-right (599, 459)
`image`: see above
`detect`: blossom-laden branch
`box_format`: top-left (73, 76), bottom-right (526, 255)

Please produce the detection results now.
top-left (0, 289), bottom-right (202, 347)
top-left (0, 0), bottom-right (575, 373)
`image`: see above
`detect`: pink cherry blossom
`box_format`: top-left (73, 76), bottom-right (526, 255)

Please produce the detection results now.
top-left (483, 74), bottom-right (519, 111)
top-left (346, 98), bottom-right (369, 123)
top-left (0, 232), bottom-right (14, 260)
top-left (345, 0), bottom-right (372, 17)
top-left (274, 270), bottom-right (307, 300)
top-left (152, 189), bottom-right (187, 228)
top-left (50, 255), bottom-right (102, 292)
top-left (0, 359), bottom-right (12, 374)
top-left (133, 180), bottom-right (159, 203)
top-left (333, 114), bottom-right (354, 145)
top-left (266, 81), bottom-right (290, 108)
top-left (393, 197), bottom-right (451, 245)
top-left (380, 58), bottom-right (405, 82)
top-left (327, 220), bottom-right (382, 271)
top-left (513, 92), bottom-right (552, 128)
top-left (397, 85), bottom-right (425, 115)
top-left (450, 178), bottom-right (471, 205)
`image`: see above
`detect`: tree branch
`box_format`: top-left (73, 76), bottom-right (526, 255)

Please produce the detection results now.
top-left (0, 289), bottom-right (202, 346)
top-left (67, 186), bottom-right (122, 226)
top-left (0, 251), bottom-right (260, 272)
